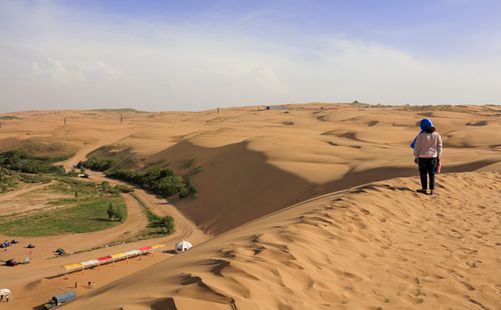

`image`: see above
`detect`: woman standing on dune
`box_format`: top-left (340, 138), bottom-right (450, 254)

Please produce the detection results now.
top-left (411, 119), bottom-right (443, 195)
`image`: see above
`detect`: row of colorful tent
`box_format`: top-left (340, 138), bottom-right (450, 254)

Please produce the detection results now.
top-left (63, 244), bottom-right (166, 273)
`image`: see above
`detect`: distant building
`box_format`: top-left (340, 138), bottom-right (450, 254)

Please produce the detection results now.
top-left (264, 105), bottom-right (287, 111)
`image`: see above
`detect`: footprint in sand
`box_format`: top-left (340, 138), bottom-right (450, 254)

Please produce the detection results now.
top-left (462, 281), bottom-right (475, 291)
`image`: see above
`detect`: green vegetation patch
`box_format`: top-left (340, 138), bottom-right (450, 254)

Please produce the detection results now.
top-left (107, 167), bottom-right (197, 198)
top-left (49, 178), bottom-right (99, 197)
top-left (0, 167), bottom-right (52, 194)
top-left (0, 197), bottom-right (126, 236)
top-left (0, 115), bottom-right (19, 120)
top-left (15, 140), bottom-right (75, 160)
top-left (81, 144), bottom-right (199, 199)
top-left (0, 167), bottom-right (19, 193)
top-left (130, 193), bottom-right (175, 240)
top-left (0, 150), bottom-right (65, 174)
top-left (80, 157), bottom-right (116, 171)
top-left (81, 144), bottom-right (138, 171)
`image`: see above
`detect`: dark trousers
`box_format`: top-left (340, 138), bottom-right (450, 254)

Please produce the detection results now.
top-left (418, 158), bottom-right (437, 190)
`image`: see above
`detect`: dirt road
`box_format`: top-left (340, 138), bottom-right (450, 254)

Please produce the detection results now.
top-left (0, 139), bottom-right (209, 309)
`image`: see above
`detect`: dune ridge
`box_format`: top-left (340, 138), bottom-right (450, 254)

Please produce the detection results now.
top-left (67, 171), bottom-right (501, 310)
top-left (161, 140), bottom-right (500, 235)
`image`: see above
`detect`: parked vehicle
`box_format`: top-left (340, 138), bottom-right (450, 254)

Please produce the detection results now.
top-left (44, 291), bottom-right (76, 309)
top-left (26, 243), bottom-right (36, 249)
top-left (77, 173), bottom-right (90, 179)
top-left (5, 259), bottom-right (18, 267)
top-left (55, 248), bottom-right (66, 256)
top-left (10, 240), bottom-right (19, 244)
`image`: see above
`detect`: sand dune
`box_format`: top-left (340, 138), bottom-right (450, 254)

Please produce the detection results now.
top-left (0, 103), bottom-right (500, 309)
top-left (66, 171), bottom-right (501, 310)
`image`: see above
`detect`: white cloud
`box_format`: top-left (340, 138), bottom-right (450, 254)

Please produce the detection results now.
top-left (28, 58), bottom-right (121, 83)
top-left (1, 1), bottom-right (501, 112)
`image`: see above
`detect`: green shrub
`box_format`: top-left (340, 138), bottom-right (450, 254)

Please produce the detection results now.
top-left (107, 168), bottom-right (191, 198)
top-left (160, 216), bottom-right (175, 234)
top-left (80, 157), bottom-right (115, 171)
top-left (0, 150), bottom-right (65, 174)
top-left (115, 184), bottom-right (133, 193)
top-left (130, 193), bottom-right (176, 238)
top-left (186, 176), bottom-right (198, 196)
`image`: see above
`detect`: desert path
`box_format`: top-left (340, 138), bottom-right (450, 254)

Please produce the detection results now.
top-left (0, 180), bottom-right (56, 205)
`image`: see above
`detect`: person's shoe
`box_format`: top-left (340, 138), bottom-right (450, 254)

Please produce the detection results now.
top-left (416, 189), bottom-right (427, 194)
top-left (429, 190), bottom-right (435, 195)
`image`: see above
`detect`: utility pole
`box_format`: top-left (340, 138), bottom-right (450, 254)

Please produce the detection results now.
top-left (120, 113), bottom-right (123, 124)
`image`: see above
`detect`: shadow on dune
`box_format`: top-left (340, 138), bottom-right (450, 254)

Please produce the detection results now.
top-left (151, 298), bottom-right (177, 310)
top-left (149, 140), bottom-right (500, 235)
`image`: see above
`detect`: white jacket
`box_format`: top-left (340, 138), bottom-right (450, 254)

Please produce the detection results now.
top-left (414, 132), bottom-right (443, 158)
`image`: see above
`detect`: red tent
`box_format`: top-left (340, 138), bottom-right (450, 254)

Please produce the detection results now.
top-left (139, 246), bottom-right (152, 252)
top-left (97, 255), bottom-right (112, 262)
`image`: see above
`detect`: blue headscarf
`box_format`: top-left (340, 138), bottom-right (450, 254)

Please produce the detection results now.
top-left (410, 118), bottom-right (433, 149)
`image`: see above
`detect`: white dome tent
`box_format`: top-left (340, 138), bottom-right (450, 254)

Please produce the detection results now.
top-left (175, 240), bottom-right (192, 252)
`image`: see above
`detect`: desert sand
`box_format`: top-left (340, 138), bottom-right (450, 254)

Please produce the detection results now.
top-left (66, 170), bottom-right (501, 310)
top-left (0, 103), bottom-right (500, 309)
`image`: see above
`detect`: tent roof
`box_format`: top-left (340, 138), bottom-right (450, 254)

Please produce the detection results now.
top-left (176, 240), bottom-right (192, 248)
top-left (0, 288), bottom-right (11, 295)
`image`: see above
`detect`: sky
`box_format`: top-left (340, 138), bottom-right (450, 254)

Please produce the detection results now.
top-left (1, 0), bottom-right (501, 112)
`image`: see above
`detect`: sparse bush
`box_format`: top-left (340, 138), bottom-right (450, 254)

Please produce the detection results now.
top-left (180, 158), bottom-right (195, 169)
top-left (101, 181), bottom-right (110, 191)
top-left (0, 150), bottom-right (65, 174)
top-left (20, 173), bottom-right (50, 183)
top-left (66, 169), bottom-right (78, 177)
top-left (180, 176), bottom-right (198, 198)
top-left (0, 168), bottom-right (18, 192)
top-left (114, 184), bottom-right (133, 193)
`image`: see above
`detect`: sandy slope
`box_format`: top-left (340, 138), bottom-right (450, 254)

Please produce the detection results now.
top-left (66, 171), bottom-right (501, 310)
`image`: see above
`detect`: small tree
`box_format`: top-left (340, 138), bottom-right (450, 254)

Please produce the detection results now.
top-left (107, 202), bottom-right (123, 221)
top-left (101, 181), bottom-right (110, 192)
top-left (107, 203), bottom-right (114, 220)
top-left (74, 191), bottom-right (78, 199)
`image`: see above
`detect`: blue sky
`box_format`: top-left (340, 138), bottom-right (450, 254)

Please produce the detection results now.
top-left (1, 0), bottom-right (500, 112)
